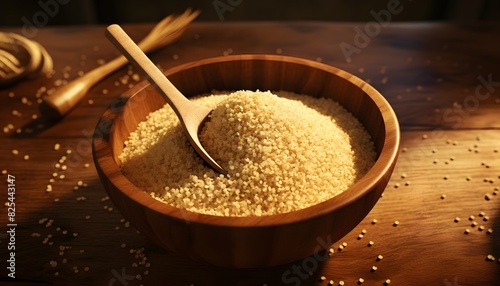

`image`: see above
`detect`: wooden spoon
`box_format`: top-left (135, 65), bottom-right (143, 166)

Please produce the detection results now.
top-left (105, 24), bottom-right (226, 174)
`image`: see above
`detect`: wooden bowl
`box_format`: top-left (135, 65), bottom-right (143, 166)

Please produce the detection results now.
top-left (92, 54), bottom-right (400, 268)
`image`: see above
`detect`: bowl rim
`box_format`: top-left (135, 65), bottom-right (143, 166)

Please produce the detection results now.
top-left (93, 54), bottom-right (400, 227)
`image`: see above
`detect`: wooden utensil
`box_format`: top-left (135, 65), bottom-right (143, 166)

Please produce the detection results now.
top-left (39, 9), bottom-right (199, 120)
top-left (105, 24), bottom-right (226, 174)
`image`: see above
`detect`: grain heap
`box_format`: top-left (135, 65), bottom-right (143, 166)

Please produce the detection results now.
top-left (119, 90), bottom-right (376, 216)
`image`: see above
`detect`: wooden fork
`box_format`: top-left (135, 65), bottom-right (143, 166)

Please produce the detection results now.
top-left (40, 8), bottom-right (200, 120)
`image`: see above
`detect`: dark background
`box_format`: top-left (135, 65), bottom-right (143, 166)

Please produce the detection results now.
top-left (0, 0), bottom-right (499, 26)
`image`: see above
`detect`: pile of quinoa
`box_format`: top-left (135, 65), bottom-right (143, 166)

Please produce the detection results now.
top-left (119, 90), bottom-right (376, 217)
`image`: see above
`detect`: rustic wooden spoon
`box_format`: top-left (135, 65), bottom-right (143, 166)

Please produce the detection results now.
top-left (105, 24), bottom-right (226, 174)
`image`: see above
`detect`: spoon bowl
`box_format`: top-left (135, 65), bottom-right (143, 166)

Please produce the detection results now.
top-left (105, 24), bottom-right (225, 174)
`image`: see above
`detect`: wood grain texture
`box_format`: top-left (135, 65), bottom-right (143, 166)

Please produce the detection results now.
top-left (0, 22), bottom-right (499, 285)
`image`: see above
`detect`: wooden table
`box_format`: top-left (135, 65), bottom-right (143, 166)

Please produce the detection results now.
top-left (1, 21), bottom-right (499, 286)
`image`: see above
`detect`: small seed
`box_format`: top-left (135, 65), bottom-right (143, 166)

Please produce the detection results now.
top-left (371, 266), bottom-right (378, 272)
top-left (358, 278), bottom-right (364, 284)
top-left (368, 241), bottom-right (374, 247)
top-left (478, 226), bottom-right (485, 231)
top-left (454, 217), bottom-right (460, 222)
top-left (486, 228), bottom-right (493, 234)
top-left (393, 221), bottom-right (399, 226)
top-left (464, 228), bottom-right (470, 234)
top-left (377, 254), bottom-right (384, 261)
top-left (441, 194), bottom-right (447, 199)
top-left (469, 215), bottom-right (475, 221)
top-left (384, 279), bottom-right (391, 285)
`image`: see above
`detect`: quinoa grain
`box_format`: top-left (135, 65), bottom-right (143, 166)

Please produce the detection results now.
top-left (120, 91), bottom-right (375, 216)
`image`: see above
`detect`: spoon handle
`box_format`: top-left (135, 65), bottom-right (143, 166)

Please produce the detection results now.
top-left (105, 24), bottom-right (226, 174)
top-left (39, 55), bottom-right (127, 119)
top-left (105, 24), bottom-right (210, 125)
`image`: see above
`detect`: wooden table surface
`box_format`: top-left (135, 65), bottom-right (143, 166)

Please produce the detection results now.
top-left (0, 21), bottom-right (499, 286)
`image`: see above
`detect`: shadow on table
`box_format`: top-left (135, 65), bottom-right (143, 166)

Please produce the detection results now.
top-left (13, 176), bottom-right (328, 286)
top-left (9, 117), bottom-right (57, 138)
